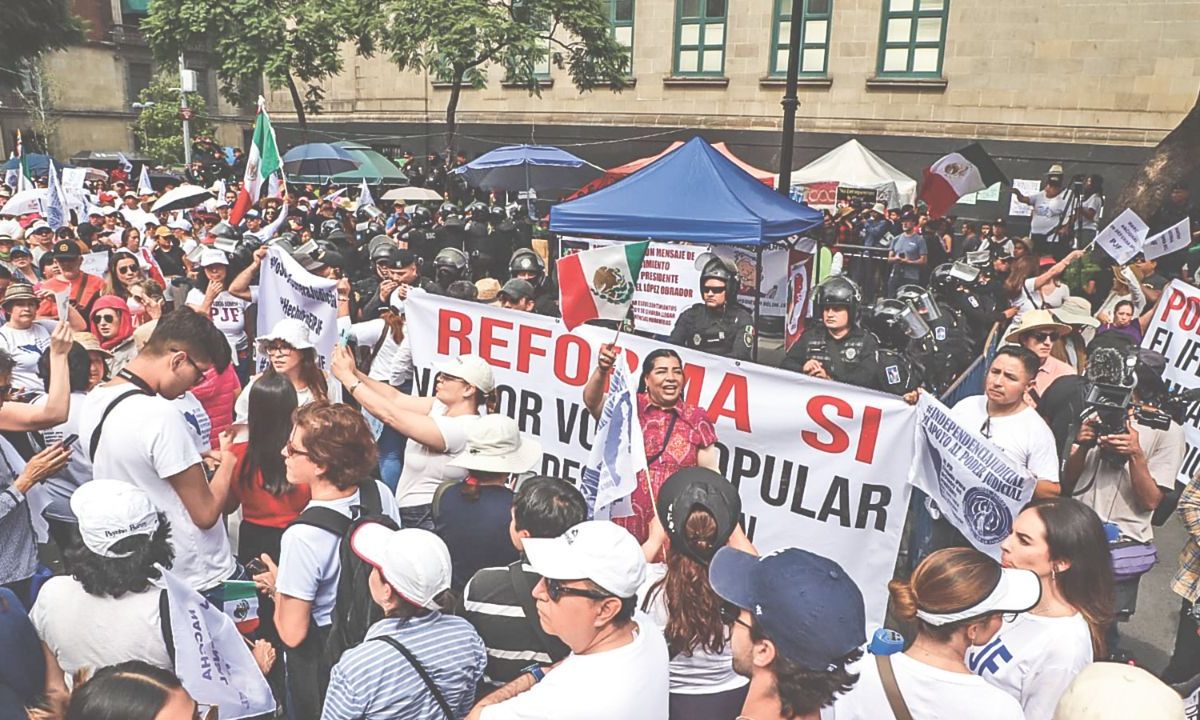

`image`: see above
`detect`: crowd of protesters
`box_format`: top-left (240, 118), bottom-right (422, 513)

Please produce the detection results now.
top-left (0, 147), bottom-right (1196, 720)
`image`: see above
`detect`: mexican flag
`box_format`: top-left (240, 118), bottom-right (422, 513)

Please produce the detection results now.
top-left (919, 142), bottom-right (1006, 218)
top-left (557, 242), bottom-right (648, 331)
top-left (230, 100), bottom-right (281, 225)
top-left (220, 579), bottom-right (261, 635)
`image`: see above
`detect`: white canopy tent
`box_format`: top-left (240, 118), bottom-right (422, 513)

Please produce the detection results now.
top-left (789, 139), bottom-right (918, 210)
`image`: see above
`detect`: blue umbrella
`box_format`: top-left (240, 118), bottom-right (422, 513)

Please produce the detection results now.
top-left (2, 153), bottom-right (60, 177)
top-left (452, 145), bottom-right (603, 195)
top-left (281, 143), bottom-right (360, 177)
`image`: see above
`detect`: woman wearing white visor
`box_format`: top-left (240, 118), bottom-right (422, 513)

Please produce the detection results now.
top-left (827, 547), bottom-right (1037, 720)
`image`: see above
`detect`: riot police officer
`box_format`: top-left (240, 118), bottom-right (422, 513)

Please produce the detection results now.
top-left (668, 253), bottom-right (754, 360)
top-left (431, 247), bottom-right (471, 295)
top-left (866, 298), bottom-right (926, 396)
top-left (895, 283), bottom-right (973, 393)
top-left (929, 261), bottom-right (1001, 346)
top-left (433, 202), bottom-right (467, 257)
top-left (509, 248), bottom-right (559, 317)
top-left (780, 275), bottom-right (880, 388)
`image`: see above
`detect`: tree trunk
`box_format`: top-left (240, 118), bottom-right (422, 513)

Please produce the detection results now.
top-left (1110, 89), bottom-right (1200, 224)
top-left (286, 73), bottom-right (309, 143)
top-left (444, 68), bottom-right (465, 169)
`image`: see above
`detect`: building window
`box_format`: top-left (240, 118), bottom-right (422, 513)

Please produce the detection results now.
top-left (533, 28), bottom-right (552, 79)
top-left (876, 0), bottom-right (948, 77)
top-left (126, 62), bottom-right (153, 105)
top-left (610, 0), bottom-right (635, 71)
top-left (674, 0), bottom-right (726, 76)
top-left (770, 0), bottom-right (831, 77)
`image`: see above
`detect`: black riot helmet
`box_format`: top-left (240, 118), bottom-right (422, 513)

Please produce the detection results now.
top-left (695, 252), bottom-right (739, 303)
top-left (509, 248), bottom-right (546, 286)
top-left (868, 298), bottom-right (932, 350)
top-left (433, 247), bottom-right (470, 286)
top-left (465, 201), bottom-right (489, 222)
top-left (812, 276), bottom-right (861, 320)
top-left (438, 201), bottom-right (461, 223)
top-left (318, 218), bottom-right (342, 239)
top-left (488, 205), bottom-right (506, 224)
top-left (929, 261), bottom-right (981, 296)
top-left (895, 284), bottom-right (942, 322)
top-left (371, 242), bottom-right (401, 267)
top-left (410, 204), bottom-right (433, 228)
top-left (210, 221), bottom-right (241, 241)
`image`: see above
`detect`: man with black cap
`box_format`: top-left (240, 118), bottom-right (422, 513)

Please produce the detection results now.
top-left (498, 278), bottom-right (537, 312)
top-left (668, 253), bottom-right (754, 360)
top-left (709, 546), bottom-right (865, 720)
top-left (1148, 182), bottom-right (1198, 280)
top-left (886, 212), bottom-right (927, 298)
top-left (36, 239), bottom-right (105, 322)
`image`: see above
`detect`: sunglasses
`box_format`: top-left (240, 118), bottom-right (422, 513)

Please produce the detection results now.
top-left (719, 603), bottom-right (753, 630)
top-left (1029, 331), bottom-right (1058, 343)
top-left (93, 313), bottom-right (119, 324)
top-left (544, 577), bottom-right (613, 603)
top-left (701, 285), bottom-right (726, 295)
top-left (117, 264), bottom-right (139, 275)
top-left (262, 341), bottom-right (296, 354)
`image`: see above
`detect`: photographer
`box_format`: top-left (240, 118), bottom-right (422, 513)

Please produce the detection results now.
top-left (1063, 351), bottom-right (1184, 660)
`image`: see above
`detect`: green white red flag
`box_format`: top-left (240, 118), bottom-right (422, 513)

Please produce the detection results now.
top-left (557, 242), bottom-right (648, 330)
top-left (231, 99), bottom-right (281, 225)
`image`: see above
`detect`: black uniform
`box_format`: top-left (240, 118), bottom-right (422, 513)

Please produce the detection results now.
top-left (781, 325), bottom-right (881, 388)
top-left (911, 314), bottom-right (975, 394)
top-left (875, 348), bottom-right (923, 395)
top-left (668, 303), bottom-right (755, 360)
top-left (532, 279), bottom-right (560, 317)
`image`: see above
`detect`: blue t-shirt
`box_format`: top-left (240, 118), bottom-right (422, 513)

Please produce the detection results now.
top-left (0, 588), bottom-right (42, 719)
top-left (889, 231), bottom-right (928, 280)
top-left (434, 483), bottom-right (519, 592)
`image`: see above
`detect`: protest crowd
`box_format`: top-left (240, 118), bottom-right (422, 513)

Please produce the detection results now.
top-left (1, 124), bottom-right (1200, 720)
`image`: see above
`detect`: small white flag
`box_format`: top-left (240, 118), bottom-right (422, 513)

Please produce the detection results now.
top-left (162, 569), bottom-right (275, 719)
top-left (356, 178), bottom-right (375, 212)
top-left (1093, 208), bottom-right (1150, 266)
top-left (116, 152), bottom-right (134, 174)
top-left (1142, 217), bottom-right (1192, 260)
top-left (138, 164), bottom-right (154, 197)
top-left (579, 363), bottom-right (646, 521)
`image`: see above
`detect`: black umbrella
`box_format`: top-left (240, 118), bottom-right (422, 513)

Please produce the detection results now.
top-left (282, 143), bottom-right (360, 177)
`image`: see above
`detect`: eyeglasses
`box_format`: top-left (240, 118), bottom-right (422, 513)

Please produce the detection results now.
top-left (262, 341), bottom-right (295, 354)
top-left (170, 348), bottom-right (206, 381)
top-left (719, 603), bottom-right (753, 631)
top-left (544, 577), bottom-right (613, 603)
top-left (1030, 331), bottom-right (1058, 344)
top-left (93, 313), bottom-right (118, 324)
top-left (701, 285), bottom-right (726, 295)
top-left (283, 442), bottom-right (310, 458)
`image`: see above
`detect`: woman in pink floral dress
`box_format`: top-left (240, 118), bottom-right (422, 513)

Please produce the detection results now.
top-left (584, 344), bottom-right (719, 543)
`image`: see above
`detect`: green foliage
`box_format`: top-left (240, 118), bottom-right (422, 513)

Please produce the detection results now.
top-left (142, 0), bottom-right (347, 115)
top-left (1, 0), bottom-right (86, 74)
top-left (131, 74), bottom-right (214, 165)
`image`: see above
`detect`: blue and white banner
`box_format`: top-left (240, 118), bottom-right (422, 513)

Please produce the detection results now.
top-left (579, 363), bottom-right (646, 520)
top-left (44, 160), bottom-right (66, 230)
top-left (256, 244), bottom-right (338, 371)
top-left (162, 569), bottom-right (275, 720)
top-left (908, 394), bottom-right (1034, 559)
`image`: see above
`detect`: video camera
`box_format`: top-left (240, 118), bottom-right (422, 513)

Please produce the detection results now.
top-left (1083, 348), bottom-right (1174, 443)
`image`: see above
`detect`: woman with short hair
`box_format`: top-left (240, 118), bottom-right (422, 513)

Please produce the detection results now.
top-left (968, 498), bottom-right (1115, 720)
top-left (829, 547), bottom-right (1033, 719)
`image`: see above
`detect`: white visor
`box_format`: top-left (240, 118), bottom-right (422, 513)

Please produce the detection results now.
top-left (915, 567), bottom-right (1041, 626)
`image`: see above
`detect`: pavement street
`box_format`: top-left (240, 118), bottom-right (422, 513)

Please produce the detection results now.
top-left (1124, 511), bottom-right (1187, 674)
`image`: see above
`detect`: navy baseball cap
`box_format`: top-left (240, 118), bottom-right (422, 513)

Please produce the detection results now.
top-left (710, 547), bottom-right (866, 671)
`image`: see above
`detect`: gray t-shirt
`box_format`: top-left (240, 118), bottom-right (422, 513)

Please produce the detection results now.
top-left (889, 231), bottom-right (928, 281)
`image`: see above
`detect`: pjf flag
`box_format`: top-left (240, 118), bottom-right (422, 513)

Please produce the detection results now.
top-left (919, 143), bottom-right (1006, 218)
top-left (231, 100), bottom-right (281, 225)
top-left (1143, 217), bottom-right (1192, 260)
top-left (579, 363), bottom-right (646, 520)
top-left (163, 569), bottom-right (275, 719)
top-left (557, 241), bottom-right (648, 330)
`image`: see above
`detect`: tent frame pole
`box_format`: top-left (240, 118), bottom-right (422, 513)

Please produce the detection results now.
top-left (752, 243), bottom-right (763, 363)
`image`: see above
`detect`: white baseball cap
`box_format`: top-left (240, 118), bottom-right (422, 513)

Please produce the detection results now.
top-left (433, 355), bottom-right (496, 393)
top-left (350, 523), bottom-right (451, 610)
top-left (448, 414), bottom-right (542, 474)
top-left (168, 218), bottom-right (192, 232)
top-left (70, 479), bottom-right (160, 558)
top-left (523, 521), bottom-right (647, 598)
top-left (1053, 662), bottom-right (1185, 719)
top-left (199, 249), bottom-right (229, 268)
top-left (257, 318), bottom-right (316, 351)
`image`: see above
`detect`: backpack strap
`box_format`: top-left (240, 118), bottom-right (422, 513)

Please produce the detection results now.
top-left (89, 388), bottom-right (149, 460)
top-left (876, 654), bottom-right (915, 720)
top-left (289, 507), bottom-right (353, 536)
top-left (508, 561), bottom-right (565, 662)
top-left (159, 588), bottom-right (176, 665)
top-left (357, 478), bottom-right (382, 516)
top-left (431, 481), bottom-right (456, 522)
top-left (370, 635), bottom-right (454, 720)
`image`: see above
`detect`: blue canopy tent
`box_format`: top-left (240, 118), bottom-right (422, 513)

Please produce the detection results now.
top-left (549, 136), bottom-right (822, 246)
top-left (550, 137), bottom-right (824, 358)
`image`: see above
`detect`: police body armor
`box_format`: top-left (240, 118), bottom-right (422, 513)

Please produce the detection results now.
top-left (875, 348), bottom-right (923, 395)
top-left (671, 304), bottom-right (754, 360)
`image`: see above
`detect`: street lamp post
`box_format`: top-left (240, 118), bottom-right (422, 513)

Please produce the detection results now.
top-left (178, 54), bottom-right (192, 167)
top-left (776, 0), bottom-right (805, 197)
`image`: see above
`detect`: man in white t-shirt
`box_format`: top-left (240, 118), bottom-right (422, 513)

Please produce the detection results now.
top-left (470, 521), bottom-right (669, 720)
top-left (709, 546), bottom-right (866, 720)
top-left (1012, 166), bottom-right (1072, 258)
top-left (77, 308), bottom-right (234, 593)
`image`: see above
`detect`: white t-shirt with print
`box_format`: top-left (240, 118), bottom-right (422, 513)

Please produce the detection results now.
top-left (233, 374), bottom-right (319, 425)
top-left (950, 395), bottom-right (1059, 481)
top-left (824, 650), bottom-right (1024, 720)
top-left (276, 480), bottom-right (401, 626)
top-left (31, 575), bottom-right (172, 679)
top-left (78, 382), bottom-right (235, 591)
top-left (637, 563), bottom-right (747, 695)
top-left (0, 321), bottom-right (53, 391)
top-left (968, 612), bottom-right (1093, 720)
top-left (480, 613), bottom-right (669, 720)
top-left (1029, 190), bottom-right (1071, 236)
top-left (171, 391), bottom-right (212, 454)
top-left (186, 287), bottom-right (252, 356)
top-left (394, 400), bottom-right (480, 508)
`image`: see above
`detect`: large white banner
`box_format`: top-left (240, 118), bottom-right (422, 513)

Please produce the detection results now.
top-left (1142, 279), bottom-right (1200, 483)
top-left (909, 394), bottom-right (1035, 559)
top-left (256, 245), bottom-right (338, 370)
top-left (406, 293), bottom-right (916, 625)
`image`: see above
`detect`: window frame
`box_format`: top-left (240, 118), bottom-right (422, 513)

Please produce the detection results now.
top-left (769, 0), bottom-right (833, 78)
top-left (672, 0), bottom-right (728, 78)
top-left (609, 0), bottom-right (635, 73)
top-left (875, 0), bottom-right (949, 78)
